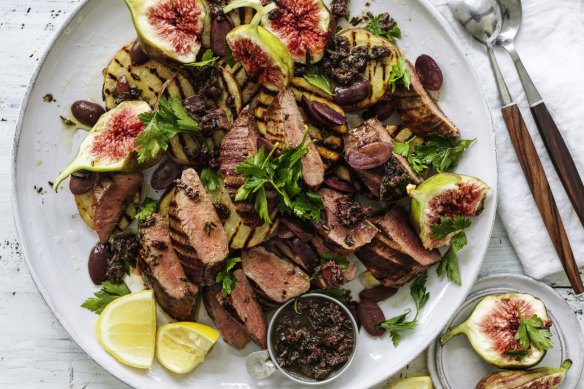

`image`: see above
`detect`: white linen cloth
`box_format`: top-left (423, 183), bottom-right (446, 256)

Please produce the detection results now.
top-left (428, 0), bottom-right (584, 279)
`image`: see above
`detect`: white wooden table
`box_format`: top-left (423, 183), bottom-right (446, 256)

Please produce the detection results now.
top-left (0, 1), bottom-right (582, 388)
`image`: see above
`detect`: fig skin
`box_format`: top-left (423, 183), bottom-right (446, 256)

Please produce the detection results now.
top-left (440, 293), bottom-right (550, 369)
top-left (53, 101), bottom-right (155, 191)
top-left (124, 0), bottom-right (208, 64)
top-left (409, 172), bottom-right (489, 250)
top-left (476, 359), bottom-right (572, 389)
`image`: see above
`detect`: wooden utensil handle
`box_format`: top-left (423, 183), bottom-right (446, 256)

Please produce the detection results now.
top-left (531, 102), bottom-right (584, 228)
top-left (501, 104), bottom-right (584, 293)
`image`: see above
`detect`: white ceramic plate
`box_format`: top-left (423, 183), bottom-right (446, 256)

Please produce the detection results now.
top-left (428, 274), bottom-right (584, 388)
top-left (12, 0), bottom-right (498, 387)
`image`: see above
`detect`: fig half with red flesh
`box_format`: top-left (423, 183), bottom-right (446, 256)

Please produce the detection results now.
top-left (226, 24), bottom-right (293, 91)
top-left (124, 0), bottom-right (208, 64)
top-left (261, 0), bottom-right (331, 64)
top-left (440, 293), bottom-right (551, 369)
top-left (410, 172), bottom-right (489, 250)
top-left (477, 359), bottom-right (572, 389)
top-left (53, 101), bottom-right (152, 190)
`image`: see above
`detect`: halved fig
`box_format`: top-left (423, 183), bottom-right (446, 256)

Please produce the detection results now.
top-left (477, 360), bottom-right (571, 389)
top-left (124, 0), bottom-right (208, 64)
top-left (261, 0), bottom-right (331, 64)
top-left (410, 173), bottom-right (489, 250)
top-left (440, 293), bottom-right (551, 369)
top-left (226, 24), bottom-right (293, 91)
top-left (53, 101), bottom-right (153, 190)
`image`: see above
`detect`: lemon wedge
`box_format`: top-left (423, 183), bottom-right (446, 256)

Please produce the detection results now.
top-left (156, 322), bottom-right (220, 374)
top-left (96, 289), bottom-right (156, 369)
top-left (388, 376), bottom-right (434, 389)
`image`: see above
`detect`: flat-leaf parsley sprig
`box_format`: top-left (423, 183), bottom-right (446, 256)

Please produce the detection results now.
top-left (432, 215), bottom-right (472, 285)
top-left (235, 132), bottom-right (323, 224)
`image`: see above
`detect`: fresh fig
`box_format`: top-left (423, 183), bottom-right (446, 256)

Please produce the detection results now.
top-left (124, 0), bottom-right (208, 64)
top-left (261, 0), bottom-right (331, 64)
top-left (225, 24), bottom-right (293, 91)
top-left (440, 293), bottom-right (551, 369)
top-left (53, 101), bottom-right (152, 190)
top-left (476, 360), bottom-right (572, 389)
top-left (410, 172), bottom-right (489, 250)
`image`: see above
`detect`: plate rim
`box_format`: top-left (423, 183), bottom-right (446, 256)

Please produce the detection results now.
top-left (10, 0), bottom-right (499, 388)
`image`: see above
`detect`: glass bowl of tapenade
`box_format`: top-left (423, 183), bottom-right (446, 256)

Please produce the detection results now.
top-left (266, 293), bottom-right (358, 385)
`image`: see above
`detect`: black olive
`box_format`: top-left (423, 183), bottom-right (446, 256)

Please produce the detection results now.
top-left (130, 38), bottom-right (150, 66)
top-left (332, 77), bottom-right (372, 106)
top-left (71, 100), bottom-right (106, 127)
top-left (88, 242), bottom-right (111, 285)
top-left (69, 171), bottom-right (97, 195)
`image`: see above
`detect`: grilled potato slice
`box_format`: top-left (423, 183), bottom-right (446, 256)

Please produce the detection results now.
top-left (159, 186), bottom-right (176, 223)
top-left (337, 28), bottom-right (400, 110)
top-left (75, 188), bottom-right (141, 233)
top-left (102, 42), bottom-right (196, 110)
top-left (226, 63), bottom-right (261, 105)
top-left (252, 88), bottom-right (278, 136)
top-left (168, 67), bottom-right (242, 166)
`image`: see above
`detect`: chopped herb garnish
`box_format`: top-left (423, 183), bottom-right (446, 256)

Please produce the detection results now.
top-left (432, 215), bottom-right (471, 285)
top-left (376, 272), bottom-right (430, 346)
top-left (184, 49), bottom-right (219, 67)
top-left (81, 281), bottom-right (131, 314)
top-left (303, 50), bottom-right (334, 96)
top-left (316, 288), bottom-right (352, 306)
top-left (321, 252), bottom-right (349, 270)
top-left (515, 311), bottom-right (553, 351)
top-left (389, 56), bottom-right (411, 92)
top-left (216, 257), bottom-right (242, 297)
top-left (393, 133), bottom-right (476, 175)
top-left (235, 131), bottom-right (323, 224)
top-left (135, 97), bottom-right (200, 164)
top-left (365, 13), bottom-right (402, 42)
top-left (200, 167), bottom-right (222, 191)
top-left (134, 197), bottom-right (158, 222)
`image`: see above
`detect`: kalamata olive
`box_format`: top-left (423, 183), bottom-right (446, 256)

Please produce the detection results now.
top-left (323, 178), bottom-right (354, 194)
top-left (365, 93), bottom-right (397, 121)
top-left (332, 77), bottom-right (372, 106)
top-left (151, 158), bottom-right (183, 190)
top-left (359, 285), bottom-right (398, 302)
top-left (348, 301), bottom-right (361, 330)
top-left (71, 100), bottom-right (106, 127)
top-left (130, 38), bottom-right (150, 66)
top-left (88, 242), bottom-right (111, 285)
top-left (357, 298), bottom-right (385, 336)
top-left (301, 95), bottom-right (346, 127)
top-left (116, 75), bottom-right (130, 96)
top-left (415, 54), bottom-right (443, 91)
top-left (346, 142), bottom-right (393, 170)
top-left (211, 17), bottom-right (234, 56)
top-left (182, 95), bottom-right (207, 117)
top-left (69, 170), bottom-right (98, 195)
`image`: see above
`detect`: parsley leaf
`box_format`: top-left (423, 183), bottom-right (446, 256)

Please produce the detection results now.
top-left (389, 56), bottom-right (411, 93)
top-left (134, 197), bottom-right (158, 222)
top-left (200, 168), bottom-right (222, 191)
top-left (303, 50), bottom-right (334, 96)
top-left (394, 133), bottom-right (477, 176)
top-left (321, 252), bottom-right (349, 270)
top-left (365, 13), bottom-right (402, 42)
top-left (216, 257), bottom-right (242, 297)
top-left (375, 272), bottom-right (430, 346)
top-left (431, 215), bottom-right (471, 240)
top-left (224, 47), bottom-right (237, 68)
top-left (135, 98), bottom-right (201, 164)
top-left (432, 216), bottom-right (471, 285)
top-left (437, 245), bottom-right (461, 285)
top-left (515, 312), bottom-right (553, 351)
top-left (184, 49), bottom-right (219, 67)
top-left (81, 281), bottom-right (131, 314)
top-left (504, 349), bottom-right (529, 361)
top-left (235, 132), bottom-right (323, 224)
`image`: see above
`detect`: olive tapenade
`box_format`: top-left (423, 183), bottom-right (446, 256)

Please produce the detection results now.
top-left (272, 296), bottom-right (355, 381)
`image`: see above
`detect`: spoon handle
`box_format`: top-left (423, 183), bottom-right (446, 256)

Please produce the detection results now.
top-left (505, 45), bottom-right (584, 229)
top-left (501, 103), bottom-right (584, 294)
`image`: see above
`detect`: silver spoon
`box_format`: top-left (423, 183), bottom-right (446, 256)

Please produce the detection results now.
top-left (448, 0), bottom-right (584, 293)
top-left (495, 0), bottom-right (584, 231)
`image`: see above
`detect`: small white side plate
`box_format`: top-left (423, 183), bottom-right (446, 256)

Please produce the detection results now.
top-left (428, 274), bottom-right (584, 388)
